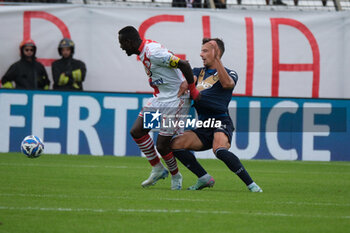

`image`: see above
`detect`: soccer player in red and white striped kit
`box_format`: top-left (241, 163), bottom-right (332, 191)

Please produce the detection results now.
top-left (118, 26), bottom-right (200, 190)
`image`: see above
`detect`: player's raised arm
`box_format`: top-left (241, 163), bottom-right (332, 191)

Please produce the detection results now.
top-left (208, 40), bottom-right (235, 90)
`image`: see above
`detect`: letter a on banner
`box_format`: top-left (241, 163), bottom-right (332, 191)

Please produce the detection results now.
top-left (270, 18), bottom-right (320, 98)
top-left (23, 11), bottom-right (71, 66)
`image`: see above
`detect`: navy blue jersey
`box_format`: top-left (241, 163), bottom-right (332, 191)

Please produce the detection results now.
top-left (192, 67), bottom-right (238, 119)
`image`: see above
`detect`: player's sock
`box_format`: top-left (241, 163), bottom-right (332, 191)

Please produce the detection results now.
top-left (133, 134), bottom-right (161, 166)
top-left (215, 148), bottom-right (253, 186)
top-left (161, 152), bottom-right (179, 176)
top-left (173, 149), bottom-right (207, 178)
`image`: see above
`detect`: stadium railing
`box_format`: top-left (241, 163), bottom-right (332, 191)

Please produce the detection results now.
top-left (0, 0), bottom-right (349, 11)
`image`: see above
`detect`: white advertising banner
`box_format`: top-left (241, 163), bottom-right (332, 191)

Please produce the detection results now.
top-left (0, 5), bottom-right (349, 98)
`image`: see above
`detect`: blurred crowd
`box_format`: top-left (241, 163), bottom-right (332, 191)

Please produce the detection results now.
top-left (171, 0), bottom-right (287, 8)
top-left (0, 0), bottom-right (68, 3)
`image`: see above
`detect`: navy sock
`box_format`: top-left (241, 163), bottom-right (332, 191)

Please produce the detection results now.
top-left (173, 149), bottom-right (207, 178)
top-left (215, 148), bottom-right (253, 186)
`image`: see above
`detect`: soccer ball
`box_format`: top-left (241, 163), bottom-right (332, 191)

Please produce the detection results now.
top-left (21, 135), bottom-right (44, 158)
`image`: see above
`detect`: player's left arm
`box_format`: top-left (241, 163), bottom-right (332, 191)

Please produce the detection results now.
top-left (216, 60), bottom-right (235, 89)
top-left (209, 41), bottom-right (235, 89)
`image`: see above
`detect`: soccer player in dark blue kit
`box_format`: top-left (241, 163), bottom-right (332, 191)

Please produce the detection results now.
top-left (171, 38), bottom-right (262, 192)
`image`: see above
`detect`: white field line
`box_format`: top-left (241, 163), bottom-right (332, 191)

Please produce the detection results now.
top-left (241, 160), bottom-right (350, 166)
top-left (0, 206), bottom-right (105, 213)
top-left (0, 162), bottom-right (128, 169)
top-left (0, 206), bottom-right (349, 219)
top-left (1, 162), bottom-right (350, 175)
top-left (0, 193), bottom-right (215, 202)
top-left (248, 170), bottom-right (350, 175)
top-left (163, 198), bottom-right (350, 207)
top-left (1, 193), bottom-right (350, 207)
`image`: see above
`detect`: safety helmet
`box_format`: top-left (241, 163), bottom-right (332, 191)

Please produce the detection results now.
top-left (19, 39), bottom-right (36, 57)
top-left (58, 38), bottom-right (75, 56)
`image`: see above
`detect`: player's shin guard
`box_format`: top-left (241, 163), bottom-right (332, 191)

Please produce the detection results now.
top-left (133, 134), bottom-right (161, 166)
top-left (173, 149), bottom-right (207, 178)
top-left (215, 148), bottom-right (253, 186)
top-left (161, 152), bottom-right (179, 175)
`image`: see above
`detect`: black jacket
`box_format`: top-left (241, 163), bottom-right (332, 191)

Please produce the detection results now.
top-left (1, 58), bottom-right (49, 89)
top-left (52, 57), bottom-right (86, 90)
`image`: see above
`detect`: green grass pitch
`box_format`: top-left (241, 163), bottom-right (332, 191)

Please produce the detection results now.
top-left (0, 152), bottom-right (349, 233)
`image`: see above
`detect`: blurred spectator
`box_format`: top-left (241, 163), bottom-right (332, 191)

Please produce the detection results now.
top-left (192, 0), bottom-right (202, 7)
top-left (52, 38), bottom-right (86, 91)
top-left (172, 0), bottom-right (187, 7)
top-left (204, 0), bottom-right (226, 8)
top-left (240, 0), bottom-right (287, 5)
top-left (1, 0), bottom-right (67, 2)
top-left (273, 0), bottom-right (287, 5)
top-left (172, 0), bottom-right (202, 7)
top-left (1, 39), bottom-right (50, 90)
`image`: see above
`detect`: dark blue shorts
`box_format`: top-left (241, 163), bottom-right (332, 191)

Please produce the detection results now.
top-left (191, 116), bottom-right (235, 151)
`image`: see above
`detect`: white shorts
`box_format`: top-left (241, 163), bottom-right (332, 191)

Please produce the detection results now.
top-left (139, 94), bottom-right (191, 136)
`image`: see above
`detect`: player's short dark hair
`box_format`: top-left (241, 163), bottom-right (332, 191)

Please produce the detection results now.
top-left (118, 26), bottom-right (141, 41)
top-left (202, 38), bottom-right (225, 57)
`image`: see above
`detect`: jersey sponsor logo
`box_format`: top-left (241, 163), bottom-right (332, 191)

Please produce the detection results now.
top-left (196, 69), bottom-right (219, 91)
top-left (150, 78), bottom-right (164, 86)
top-left (196, 75), bottom-right (220, 91)
top-left (197, 81), bottom-right (213, 90)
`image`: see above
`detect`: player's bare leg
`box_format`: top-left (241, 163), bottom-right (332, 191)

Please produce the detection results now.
top-left (171, 131), bottom-right (203, 151)
top-left (156, 135), bottom-right (182, 190)
top-left (130, 117), bottom-right (168, 187)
